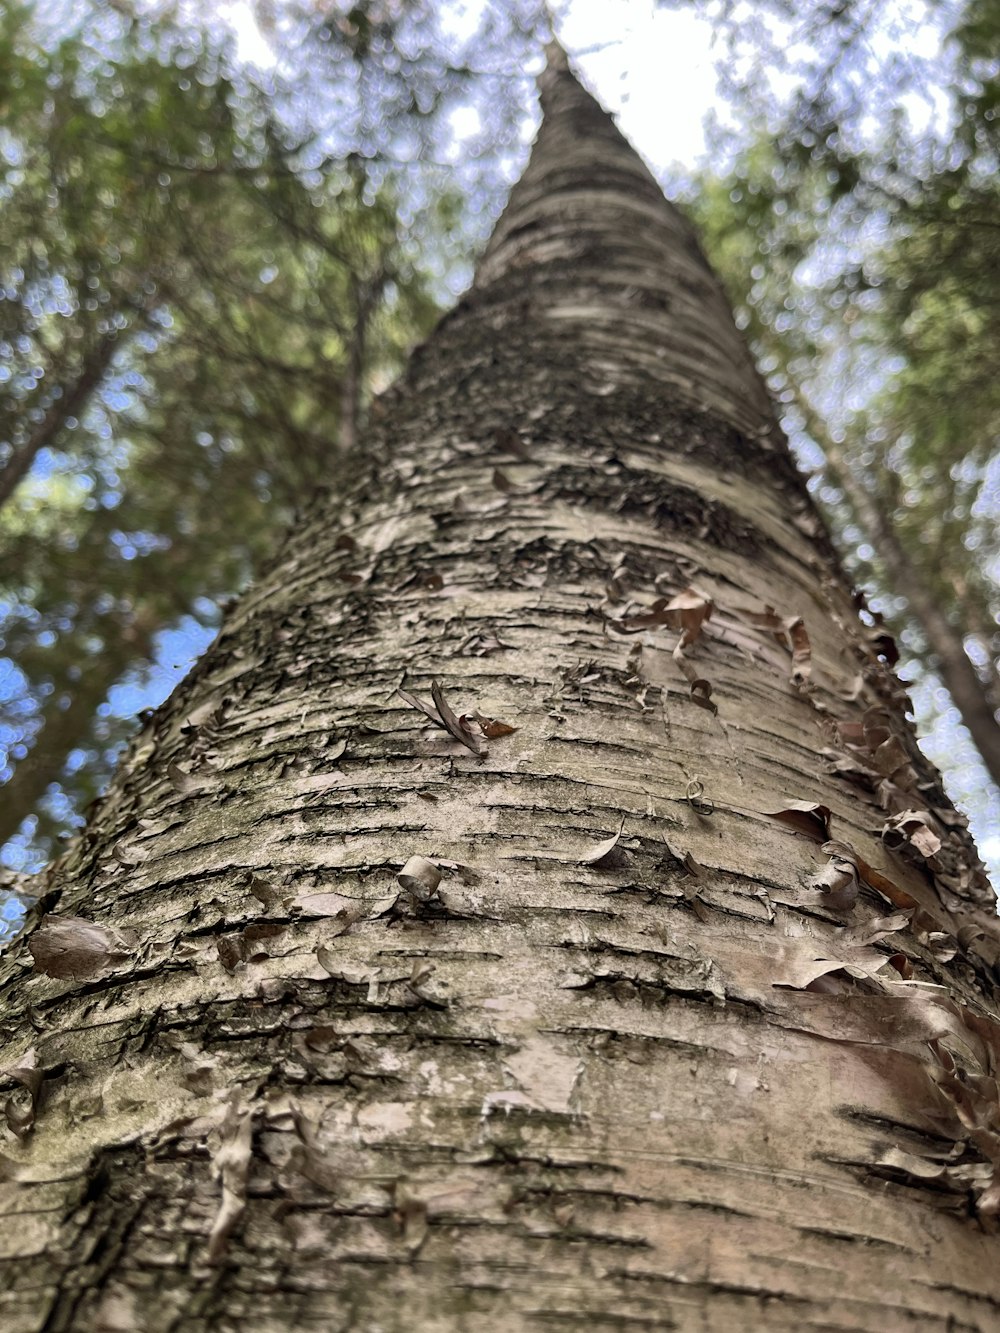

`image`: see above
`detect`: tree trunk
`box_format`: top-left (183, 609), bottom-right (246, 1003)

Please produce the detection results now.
top-left (0, 326), bottom-right (122, 511)
top-left (2, 45), bottom-right (1000, 1333)
top-left (0, 622), bottom-right (150, 852)
top-left (0, 286), bottom-right (157, 513)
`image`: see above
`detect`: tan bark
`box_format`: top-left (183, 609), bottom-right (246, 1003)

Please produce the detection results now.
top-left (1, 45), bottom-right (998, 1333)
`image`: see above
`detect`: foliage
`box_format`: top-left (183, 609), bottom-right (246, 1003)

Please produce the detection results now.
top-left (0, 0), bottom-right (551, 871)
top-left (679, 0), bottom-right (1000, 842)
top-left (0, 1), bottom-right (451, 865)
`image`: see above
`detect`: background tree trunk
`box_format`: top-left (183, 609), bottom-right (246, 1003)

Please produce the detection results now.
top-left (2, 45), bottom-right (999, 1333)
top-left (822, 432), bottom-right (1000, 790)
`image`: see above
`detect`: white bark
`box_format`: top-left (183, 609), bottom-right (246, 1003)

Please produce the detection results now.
top-left (0, 46), bottom-right (997, 1333)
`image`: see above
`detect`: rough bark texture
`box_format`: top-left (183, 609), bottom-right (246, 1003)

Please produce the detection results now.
top-left (2, 48), bottom-right (1000, 1333)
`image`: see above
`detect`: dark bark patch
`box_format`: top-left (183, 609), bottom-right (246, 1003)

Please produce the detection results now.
top-left (540, 463), bottom-right (764, 556)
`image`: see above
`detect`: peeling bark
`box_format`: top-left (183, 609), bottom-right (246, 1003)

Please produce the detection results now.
top-left (1, 46), bottom-right (999, 1333)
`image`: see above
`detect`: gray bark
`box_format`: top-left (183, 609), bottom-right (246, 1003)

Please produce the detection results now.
top-left (1, 46), bottom-right (999, 1333)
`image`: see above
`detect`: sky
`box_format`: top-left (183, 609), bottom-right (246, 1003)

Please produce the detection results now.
top-left (552, 0), bottom-right (722, 172)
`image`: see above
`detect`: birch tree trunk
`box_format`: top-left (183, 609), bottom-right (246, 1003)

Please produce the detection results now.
top-left (3, 46), bottom-right (1000, 1333)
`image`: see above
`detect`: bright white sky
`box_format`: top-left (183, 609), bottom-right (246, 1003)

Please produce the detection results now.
top-left (553, 0), bottom-right (722, 172)
top-left (225, 0), bottom-right (725, 173)
top-left (226, 0), bottom-right (952, 170)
